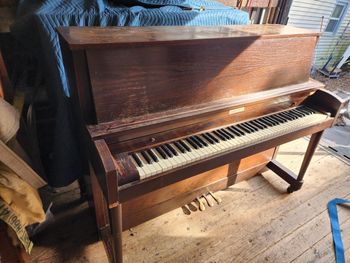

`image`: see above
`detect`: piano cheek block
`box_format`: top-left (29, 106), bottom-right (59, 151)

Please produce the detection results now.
top-left (114, 153), bottom-right (140, 186)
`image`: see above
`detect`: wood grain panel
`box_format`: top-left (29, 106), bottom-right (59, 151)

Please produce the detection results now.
top-left (86, 36), bottom-right (317, 123)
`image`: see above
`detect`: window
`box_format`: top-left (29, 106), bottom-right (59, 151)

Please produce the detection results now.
top-left (325, 1), bottom-right (348, 33)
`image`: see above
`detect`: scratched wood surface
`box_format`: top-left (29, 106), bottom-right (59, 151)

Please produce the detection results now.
top-left (30, 138), bottom-right (350, 263)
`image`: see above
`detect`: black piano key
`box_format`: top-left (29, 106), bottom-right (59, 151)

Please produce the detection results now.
top-left (147, 149), bottom-right (158, 162)
top-left (186, 138), bottom-right (199, 149)
top-left (217, 130), bottom-right (230, 140)
top-left (272, 114), bottom-right (287, 123)
top-left (206, 132), bottom-right (220, 142)
top-left (252, 121), bottom-right (264, 130)
top-left (156, 146), bottom-right (168, 159)
top-left (174, 141), bottom-right (186, 153)
top-left (296, 107), bottom-right (310, 115)
top-left (195, 135), bottom-right (208, 146)
top-left (290, 109), bottom-right (304, 118)
top-left (228, 126), bottom-right (244, 136)
top-left (131, 153), bottom-right (143, 167)
top-left (162, 145), bottom-right (173, 157)
top-left (245, 121), bottom-right (258, 131)
top-left (241, 123), bottom-right (254, 132)
top-left (221, 128), bottom-right (234, 139)
top-left (277, 113), bottom-right (290, 122)
top-left (166, 144), bottom-right (178, 156)
top-left (220, 129), bottom-right (232, 139)
top-left (272, 115), bottom-right (285, 124)
top-left (292, 109), bottom-right (306, 117)
top-left (191, 136), bottom-right (204, 148)
top-left (141, 151), bottom-right (152, 164)
top-left (251, 120), bottom-right (265, 129)
top-left (254, 119), bottom-right (268, 129)
top-left (297, 107), bottom-right (313, 115)
top-left (258, 118), bottom-right (271, 127)
top-left (237, 123), bottom-right (251, 133)
top-left (283, 111), bottom-right (298, 120)
top-left (244, 122), bottom-right (258, 132)
top-left (303, 107), bottom-right (315, 114)
top-left (278, 111), bottom-right (294, 121)
top-left (213, 130), bottom-right (227, 141)
top-left (296, 108), bottom-right (309, 116)
top-left (202, 133), bottom-right (215, 144)
top-left (265, 116), bottom-right (279, 125)
top-left (259, 117), bottom-right (272, 127)
top-left (179, 140), bottom-right (191, 152)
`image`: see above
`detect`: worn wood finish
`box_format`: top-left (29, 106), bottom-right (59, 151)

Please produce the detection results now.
top-left (58, 25), bottom-right (319, 125)
top-left (57, 25), bottom-right (319, 49)
top-left (90, 163), bottom-right (110, 238)
top-left (57, 25), bottom-right (344, 263)
top-left (110, 205), bottom-right (123, 263)
top-left (91, 84), bottom-right (318, 154)
top-left (91, 140), bottom-right (118, 207)
top-left (88, 81), bottom-right (319, 138)
top-left (86, 36), bottom-right (316, 123)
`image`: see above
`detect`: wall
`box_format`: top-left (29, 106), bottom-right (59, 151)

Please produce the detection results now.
top-left (288, 0), bottom-right (350, 68)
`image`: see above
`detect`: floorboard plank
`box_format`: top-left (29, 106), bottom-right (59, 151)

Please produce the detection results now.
top-left (292, 217), bottom-right (350, 263)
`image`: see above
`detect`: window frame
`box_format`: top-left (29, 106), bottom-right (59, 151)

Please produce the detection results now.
top-left (324, 1), bottom-right (349, 34)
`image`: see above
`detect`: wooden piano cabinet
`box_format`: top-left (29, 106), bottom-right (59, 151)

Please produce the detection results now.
top-left (57, 25), bottom-right (346, 263)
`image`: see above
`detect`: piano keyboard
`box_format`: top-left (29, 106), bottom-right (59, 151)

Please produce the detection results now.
top-left (129, 106), bottom-right (328, 180)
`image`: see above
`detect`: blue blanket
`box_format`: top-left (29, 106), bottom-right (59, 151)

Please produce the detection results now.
top-left (11, 0), bottom-right (249, 187)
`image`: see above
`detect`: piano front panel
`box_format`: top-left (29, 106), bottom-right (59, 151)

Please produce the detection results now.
top-left (86, 35), bottom-right (317, 123)
top-left (121, 148), bottom-right (275, 230)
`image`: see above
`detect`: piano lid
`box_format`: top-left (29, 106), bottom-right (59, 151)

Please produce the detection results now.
top-left (57, 24), bottom-right (320, 50)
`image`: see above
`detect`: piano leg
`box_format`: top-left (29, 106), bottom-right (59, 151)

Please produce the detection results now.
top-left (267, 131), bottom-right (324, 193)
top-left (111, 204), bottom-right (123, 263)
top-left (292, 130), bottom-right (324, 191)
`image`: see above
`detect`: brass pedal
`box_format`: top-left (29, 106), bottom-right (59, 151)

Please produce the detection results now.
top-left (196, 197), bottom-right (206, 211)
top-left (202, 194), bottom-right (214, 207)
top-left (209, 191), bottom-right (222, 204)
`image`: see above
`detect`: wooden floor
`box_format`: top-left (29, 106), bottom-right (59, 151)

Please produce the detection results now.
top-left (30, 138), bottom-right (350, 263)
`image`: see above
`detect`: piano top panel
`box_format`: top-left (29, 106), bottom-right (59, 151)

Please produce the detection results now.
top-left (58, 25), bottom-right (320, 125)
top-left (57, 24), bottom-right (320, 50)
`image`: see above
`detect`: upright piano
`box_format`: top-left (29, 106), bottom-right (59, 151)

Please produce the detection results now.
top-left (58, 25), bottom-right (345, 263)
